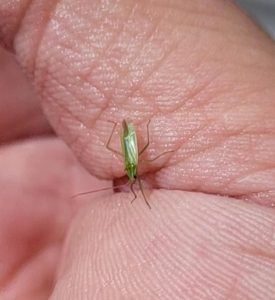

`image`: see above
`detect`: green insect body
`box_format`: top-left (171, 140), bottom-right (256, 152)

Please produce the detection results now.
top-left (107, 119), bottom-right (151, 208)
top-left (121, 120), bottom-right (138, 182)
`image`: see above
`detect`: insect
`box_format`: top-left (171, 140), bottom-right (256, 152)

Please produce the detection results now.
top-left (73, 119), bottom-right (175, 208)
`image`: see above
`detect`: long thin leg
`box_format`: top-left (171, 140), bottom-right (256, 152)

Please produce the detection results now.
top-left (106, 121), bottom-right (123, 156)
top-left (141, 149), bottom-right (176, 162)
top-left (130, 180), bottom-right (137, 203)
top-left (71, 181), bottom-right (130, 199)
top-left (137, 177), bottom-right (151, 209)
top-left (138, 119), bottom-right (151, 156)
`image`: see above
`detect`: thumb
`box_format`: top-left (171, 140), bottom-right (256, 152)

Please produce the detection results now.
top-left (1, 0), bottom-right (275, 204)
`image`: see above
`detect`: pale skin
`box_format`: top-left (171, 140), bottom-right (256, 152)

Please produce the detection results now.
top-left (0, 0), bottom-right (275, 299)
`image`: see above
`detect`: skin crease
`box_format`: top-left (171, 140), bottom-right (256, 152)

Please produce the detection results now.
top-left (0, 0), bottom-right (275, 299)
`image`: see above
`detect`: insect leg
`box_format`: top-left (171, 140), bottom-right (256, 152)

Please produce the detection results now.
top-left (138, 119), bottom-right (151, 156)
top-left (137, 177), bottom-right (151, 209)
top-left (71, 181), bottom-right (130, 199)
top-left (143, 149), bottom-right (176, 162)
top-left (130, 180), bottom-right (137, 203)
top-left (106, 121), bottom-right (123, 156)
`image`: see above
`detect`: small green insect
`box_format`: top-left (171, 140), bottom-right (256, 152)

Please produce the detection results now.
top-left (107, 119), bottom-right (151, 208)
top-left (73, 119), bottom-right (175, 208)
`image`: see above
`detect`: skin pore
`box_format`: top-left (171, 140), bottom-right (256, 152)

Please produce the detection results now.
top-left (0, 0), bottom-right (275, 299)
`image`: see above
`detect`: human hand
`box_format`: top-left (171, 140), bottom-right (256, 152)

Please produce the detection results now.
top-left (0, 1), bottom-right (275, 299)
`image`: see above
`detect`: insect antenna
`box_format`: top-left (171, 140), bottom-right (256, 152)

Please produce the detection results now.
top-left (71, 181), bottom-right (130, 199)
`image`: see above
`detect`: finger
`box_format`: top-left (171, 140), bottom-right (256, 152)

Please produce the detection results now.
top-left (50, 191), bottom-right (275, 300)
top-left (0, 46), bottom-right (52, 143)
top-left (1, 0), bottom-right (275, 204)
top-left (0, 137), bottom-right (110, 299)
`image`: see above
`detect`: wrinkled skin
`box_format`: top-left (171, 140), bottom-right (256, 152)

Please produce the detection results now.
top-left (0, 1), bottom-right (275, 299)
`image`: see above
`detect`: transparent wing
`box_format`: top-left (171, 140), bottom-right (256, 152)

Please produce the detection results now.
top-left (124, 124), bottom-right (138, 165)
